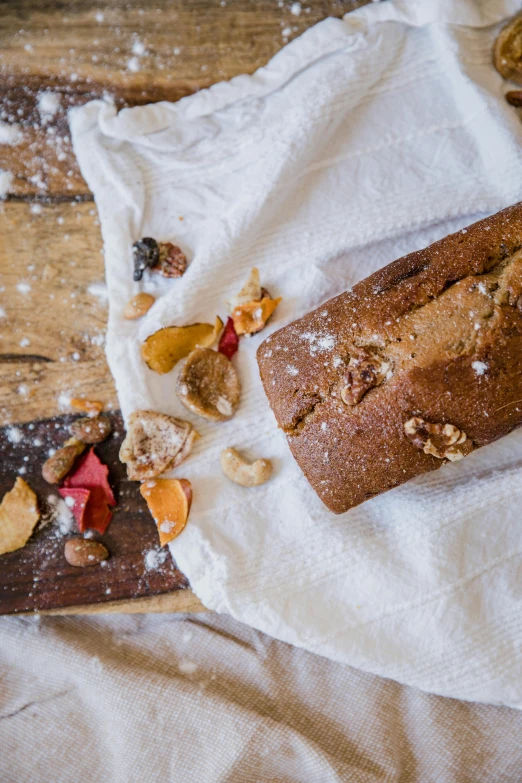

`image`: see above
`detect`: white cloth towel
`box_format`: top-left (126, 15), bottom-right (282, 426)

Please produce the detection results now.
top-left (71, 0), bottom-right (522, 707)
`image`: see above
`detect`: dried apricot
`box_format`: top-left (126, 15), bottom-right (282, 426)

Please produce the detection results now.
top-left (231, 296), bottom-right (281, 336)
top-left (140, 478), bottom-right (192, 546)
top-left (142, 317), bottom-right (223, 374)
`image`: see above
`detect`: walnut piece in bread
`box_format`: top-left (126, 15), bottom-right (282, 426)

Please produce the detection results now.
top-left (257, 202), bottom-right (522, 513)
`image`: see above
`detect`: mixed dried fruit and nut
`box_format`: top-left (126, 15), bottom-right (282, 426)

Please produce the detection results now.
top-left (494, 13), bottom-right (522, 110)
top-left (119, 262), bottom-right (279, 546)
top-left (0, 262), bottom-right (279, 573)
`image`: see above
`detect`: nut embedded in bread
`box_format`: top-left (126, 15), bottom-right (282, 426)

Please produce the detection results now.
top-left (257, 202), bottom-right (522, 513)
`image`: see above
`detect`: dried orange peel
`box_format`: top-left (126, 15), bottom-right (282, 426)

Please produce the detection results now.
top-left (0, 478), bottom-right (40, 555)
top-left (140, 478), bottom-right (192, 546)
top-left (142, 316), bottom-right (223, 374)
top-left (231, 296), bottom-right (282, 336)
top-left (70, 398), bottom-right (104, 417)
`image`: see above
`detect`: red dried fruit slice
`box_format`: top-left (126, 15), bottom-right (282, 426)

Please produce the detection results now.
top-left (63, 448), bottom-right (116, 506)
top-left (218, 317), bottom-right (239, 360)
top-left (61, 448), bottom-right (115, 534)
top-left (58, 487), bottom-right (90, 532)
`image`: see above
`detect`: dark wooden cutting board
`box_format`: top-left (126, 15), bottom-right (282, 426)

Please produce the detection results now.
top-left (0, 412), bottom-right (189, 614)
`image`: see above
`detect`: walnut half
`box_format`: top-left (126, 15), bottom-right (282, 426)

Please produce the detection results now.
top-left (340, 349), bottom-right (391, 406)
top-left (404, 416), bottom-right (469, 462)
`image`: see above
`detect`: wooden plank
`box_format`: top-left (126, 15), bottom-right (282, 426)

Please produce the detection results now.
top-left (0, 0), bottom-right (370, 197)
top-left (0, 412), bottom-right (193, 614)
top-left (32, 591), bottom-right (206, 615)
top-left (0, 201), bottom-right (118, 425)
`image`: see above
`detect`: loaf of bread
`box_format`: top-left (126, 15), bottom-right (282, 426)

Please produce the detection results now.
top-left (257, 203), bottom-right (522, 514)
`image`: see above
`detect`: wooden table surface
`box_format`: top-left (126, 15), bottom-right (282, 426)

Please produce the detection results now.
top-left (0, 0), bottom-right (369, 614)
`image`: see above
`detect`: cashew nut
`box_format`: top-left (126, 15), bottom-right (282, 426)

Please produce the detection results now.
top-left (220, 448), bottom-right (272, 487)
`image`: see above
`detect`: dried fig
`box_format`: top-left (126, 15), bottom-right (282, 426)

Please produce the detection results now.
top-left (176, 347), bottom-right (241, 421)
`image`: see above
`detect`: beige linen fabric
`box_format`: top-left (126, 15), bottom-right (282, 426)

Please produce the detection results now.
top-left (1, 612), bottom-right (521, 782)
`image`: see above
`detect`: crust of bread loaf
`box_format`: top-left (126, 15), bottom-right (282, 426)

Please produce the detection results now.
top-left (257, 202), bottom-right (522, 513)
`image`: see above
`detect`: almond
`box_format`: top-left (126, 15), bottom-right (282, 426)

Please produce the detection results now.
top-left (42, 439), bottom-right (85, 484)
top-left (123, 292), bottom-right (156, 320)
top-left (69, 415), bottom-right (112, 444)
top-left (64, 538), bottom-right (109, 567)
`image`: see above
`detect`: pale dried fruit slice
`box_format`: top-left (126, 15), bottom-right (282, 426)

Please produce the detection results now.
top-left (494, 13), bottom-right (522, 84)
top-left (226, 267), bottom-right (262, 312)
top-left (70, 398), bottom-right (104, 417)
top-left (142, 316), bottom-right (223, 374)
top-left (0, 478), bottom-right (40, 555)
top-left (176, 347), bottom-right (241, 422)
top-left (120, 410), bottom-right (199, 480)
top-left (64, 538), bottom-right (109, 567)
top-left (231, 296), bottom-right (282, 336)
top-left (123, 292), bottom-right (156, 320)
top-left (140, 478), bottom-right (192, 546)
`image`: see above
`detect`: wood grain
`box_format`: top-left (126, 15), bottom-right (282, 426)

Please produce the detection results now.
top-left (0, 0), bottom-right (370, 197)
top-left (0, 412), bottom-right (195, 614)
top-left (0, 201), bottom-right (117, 425)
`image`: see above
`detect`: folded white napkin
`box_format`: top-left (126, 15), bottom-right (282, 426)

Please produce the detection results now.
top-left (71, 0), bottom-right (522, 707)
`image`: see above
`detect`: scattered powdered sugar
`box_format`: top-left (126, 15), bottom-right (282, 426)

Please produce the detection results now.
top-left (63, 496), bottom-right (75, 508)
top-left (57, 392), bottom-right (72, 410)
top-left (472, 360), bottom-right (488, 376)
top-left (216, 397), bottom-right (232, 417)
top-left (87, 282), bottom-right (108, 302)
top-left (0, 122), bottom-right (21, 145)
top-left (0, 306), bottom-right (6, 318)
top-left (46, 495), bottom-right (75, 535)
top-left (178, 660), bottom-right (198, 675)
top-left (299, 331), bottom-right (336, 355)
top-left (477, 282), bottom-right (488, 295)
top-left (126, 56), bottom-right (141, 72)
top-left (16, 282), bottom-right (31, 294)
top-left (19, 337), bottom-right (30, 348)
top-left (287, 365), bottom-right (299, 376)
top-left (332, 356), bottom-right (343, 368)
top-left (290, 2), bottom-right (302, 14)
top-left (6, 426), bottom-right (23, 444)
top-left (0, 170), bottom-right (14, 198)
top-left (37, 91), bottom-right (61, 123)
top-left (144, 548), bottom-right (168, 571)
top-left (132, 39), bottom-right (147, 56)
top-left (159, 521), bottom-right (174, 533)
